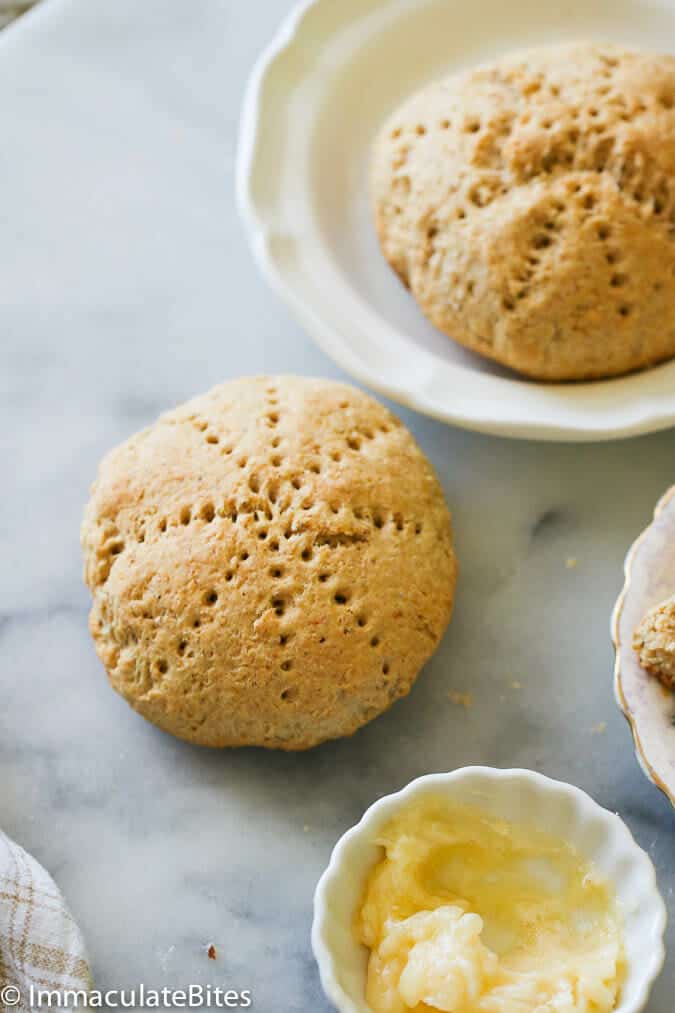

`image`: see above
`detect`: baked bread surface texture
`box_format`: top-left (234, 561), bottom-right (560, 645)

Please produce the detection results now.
top-left (372, 43), bottom-right (675, 380)
top-left (81, 376), bottom-right (456, 749)
top-left (633, 593), bottom-right (675, 689)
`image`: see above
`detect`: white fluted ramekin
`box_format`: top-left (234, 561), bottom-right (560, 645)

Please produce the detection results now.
top-left (312, 768), bottom-right (666, 1013)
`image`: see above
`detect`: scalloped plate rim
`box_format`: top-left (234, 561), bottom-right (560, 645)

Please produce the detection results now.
top-left (612, 485), bottom-right (675, 807)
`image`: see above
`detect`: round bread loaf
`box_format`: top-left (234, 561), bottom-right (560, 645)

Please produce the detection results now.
top-left (81, 377), bottom-right (456, 749)
top-left (633, 594), bottom-right (675, 689)
top-left (372, 43), bottom-right (675, 380)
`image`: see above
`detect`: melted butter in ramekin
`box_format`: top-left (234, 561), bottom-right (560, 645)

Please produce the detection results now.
top-left (358, 797), bottom-right (624, 1013)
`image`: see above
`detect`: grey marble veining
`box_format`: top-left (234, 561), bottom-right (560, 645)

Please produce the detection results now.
top-left (0, 1), bottom-right (673, 1010)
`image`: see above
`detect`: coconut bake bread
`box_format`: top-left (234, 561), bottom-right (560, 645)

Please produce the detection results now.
top-left (372, 43), bottom-right (675, 380)
top-left (81, 377), bottom-right (457, 750)
top-left (633, 593), bottom-right (675, 689)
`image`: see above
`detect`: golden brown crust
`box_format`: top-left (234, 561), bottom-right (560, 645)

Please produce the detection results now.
top-left (372, 43), bottom-right (675, 380)
top-left (633, 593), bottom-right (675, 690)
top-left (81, 376), bottom-right (457, 749)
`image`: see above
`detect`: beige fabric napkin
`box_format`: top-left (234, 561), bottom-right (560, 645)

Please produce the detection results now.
top-left (0, 831), bottom-right (91, 1012)
top-left (0, 3), bottom-right (36, 31)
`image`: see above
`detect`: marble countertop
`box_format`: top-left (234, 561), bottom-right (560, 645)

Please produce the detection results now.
top-left (0, 0), bottom-right (673, 1009)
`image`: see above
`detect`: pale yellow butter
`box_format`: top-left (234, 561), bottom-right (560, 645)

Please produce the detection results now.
top-left (358, 799), bottom-right (623, 1013)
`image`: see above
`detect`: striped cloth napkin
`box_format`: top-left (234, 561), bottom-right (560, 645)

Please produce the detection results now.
top-left (0, 831), bottom-right (91, 1012)
top-left (0, 3), bottom-right (37, 30)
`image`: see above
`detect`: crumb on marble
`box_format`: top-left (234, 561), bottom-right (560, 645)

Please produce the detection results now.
top-left (566, 557), bottom-right (578, 569)
top-left (591, 722), bottom-right (606, 735)
top-left (207, 944), bottom-right (216, 960)
top-left (448, 691), bottom-right (473, 709)
top-left (510, 681), bottom-right (522, 690)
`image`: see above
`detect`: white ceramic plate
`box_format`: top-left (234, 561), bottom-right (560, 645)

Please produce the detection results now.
top-left (312, 768), bottom-right (667, 1013)
top-left (237, 0), bottom-right (675, 441)
top-left (613, 487), bottom-right (675, 806)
